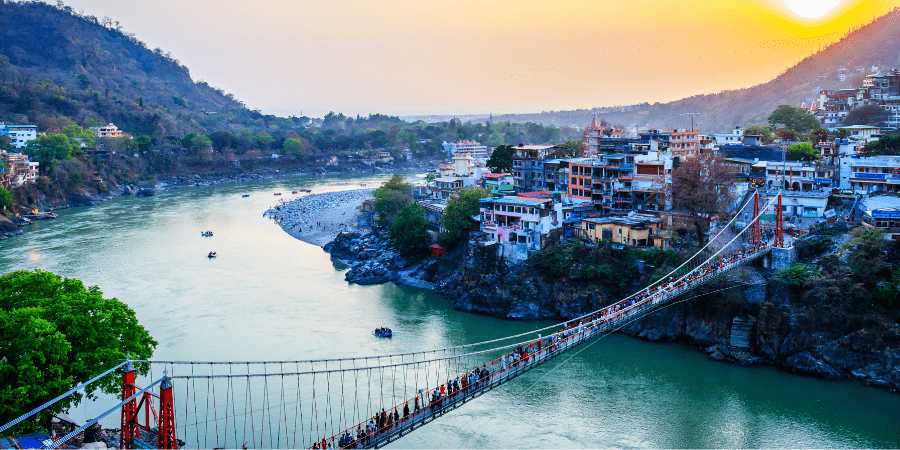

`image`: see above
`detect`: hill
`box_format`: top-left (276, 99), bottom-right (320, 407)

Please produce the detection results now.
top-left (0, 1), bottom-right (288, 137)
top-left (413, 6), bottom-right (900, 133)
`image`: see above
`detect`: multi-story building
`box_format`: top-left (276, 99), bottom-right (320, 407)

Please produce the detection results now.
top-left (542, 159), bottom-right (568, 193)
top-left (511, 144), bottom-right (556, 193)
top-left (567, 151), bottom-right (673, 214)
top-left (668, 127), bottom-right (700, 155)
top-left (442, 140), bottom-right (489, 159)
top-left (859, 70), bottom-right (900, 103)
top-left (859, 195), bottom-right (900, 240)
top-left (839, 155), bottom-right (900, 193)
top-left (479, 195), bottom-right (560, 257)
top-left (764, 160), bottom-right (835, 192)
top-left (583, 115), bottom-right (608, 155)
top-left (92, 123), bottom-right (124, 138)
top-left (0, 151), bottom-right (39, 188)
top-left (0, 124), bottom-right (37, 150)
top-left (481, 173), bottom-right (515, 195)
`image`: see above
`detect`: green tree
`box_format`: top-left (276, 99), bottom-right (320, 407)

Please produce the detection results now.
top-left (486, 145), bottom-right (515, 173)
top-left (439, 187), bottom-right (490, 246)
top-left (555, 140), bottom-right (585, 158)
top-left (775, 264), bottom-right (819, 292)
top-left (743, 124), bottom-right (774, 144)
top-left (843, 105), bottom-right (889, 127)
top-left (134, 135), bottom-right (153, 154)
top-left (189, 134), bottom-right (212, 152)
top-left (865, 135), bottom-right (900, 156)
top-left (23, 134), bottom-right (78, 173)
top-left (373, 175), bottom-right (412, 227)
top-left (786, 142), bottom-right (819, 161)
top-left (768, 105), bottom-right (820, 135)
top-left (61, 125), bottom-right (96, 150)
top-left (0, 270), bottom-right (156, 429)
top-left (0, 186), bottom-right (12, 210)
top-left (389, 203), bottom-right (432, 256)
top-left (282, 137), bottom-right (313, 159)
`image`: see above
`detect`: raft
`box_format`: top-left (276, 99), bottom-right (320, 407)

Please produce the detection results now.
top-left (242, 194), bottom-right (250, 198)
top-left (374, 328), bottom-right (393, 338)
top-left (274, 192), bottom-right (282, 196)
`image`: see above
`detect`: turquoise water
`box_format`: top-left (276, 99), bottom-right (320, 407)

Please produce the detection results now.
top-left (1, 174), bottom-right (898, 448)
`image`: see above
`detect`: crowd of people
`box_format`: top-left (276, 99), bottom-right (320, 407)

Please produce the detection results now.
top-left (311, 241), bottom-right (771, 449)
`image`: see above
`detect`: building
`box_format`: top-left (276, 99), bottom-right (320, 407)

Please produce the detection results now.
top-left (0, 151), bottom-right (39, 188)
top-left (542, 159), bottom-right (568, 193)
top-left (764, 160), bottom-right (835, 192)
top-left (668, 127), bottom-right (700, 155)
top-left (479, 195), bottom-right (561, 258)
top-left (420, 200), bottom-right (447, 233)
top-left (839, 155), bottom-right (900, 193)
top-left (583, 115), bottom-right (608, 155)
top-left (580, 212), bottom-right (668, 248)
top-left (859, 195), bottom-right (900, 240)
top-left (91, 123), bottom-right (124, 138)
top-left (481, 173), bottom-right (514, 195)
top-left (0, 124), bottom-right (37, 150)
top-left (442, 140), bottom-right (488, 159)
top-left (567, 151), bottom-right (673, 213)
top-left (432, 177), bottom-right (466, 199)
top-left (837, 125), bottom-right (882, 143)
top-left (511, 144), bottom-right (557, 192)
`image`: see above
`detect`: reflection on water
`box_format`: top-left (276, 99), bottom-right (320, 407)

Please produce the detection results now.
top-left (1, 173), bottom-right (898, 448)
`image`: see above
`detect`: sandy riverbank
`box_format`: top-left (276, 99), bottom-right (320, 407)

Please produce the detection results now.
top-left (264, 189), bottom-right (375, 246)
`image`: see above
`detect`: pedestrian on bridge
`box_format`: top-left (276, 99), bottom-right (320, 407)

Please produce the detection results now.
top-left (403, 402), bottom-right (410, 419)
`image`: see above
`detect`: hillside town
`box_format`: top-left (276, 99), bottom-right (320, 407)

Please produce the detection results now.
top-left (376, 69), bottom-right (900, 262)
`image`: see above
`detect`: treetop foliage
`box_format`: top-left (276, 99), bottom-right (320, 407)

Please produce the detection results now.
top-left (0, 270), bottom-right (157, 429)
top-left (767, 105), bottom-right (821, 135)
top-left (439, 187), bottom-right (490, 246)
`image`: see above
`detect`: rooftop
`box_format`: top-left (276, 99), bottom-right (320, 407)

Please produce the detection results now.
top-left (583, 213), bottom-right (661, 227)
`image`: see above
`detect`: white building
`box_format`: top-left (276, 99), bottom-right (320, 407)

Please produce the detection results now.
top-left (837, 125), bottom-right (882, 143)
top-left (91, 123), bottom-right (123, 138)
top-left (479, 195), bottom-right (561, 260)
top-left (839, 155), bottom-right (900, 194)
top-left (763, 161), bottom-right (835, 192)
top-left (1, 124), bottom-right (37, 150)
top-left (713, 127), bottom-right (744, 146)
top-left (859, 196), bottom-right (900, 240)
top-left (442, 140), bottom-right (488, 159)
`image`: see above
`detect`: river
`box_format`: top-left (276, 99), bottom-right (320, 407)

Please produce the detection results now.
top-left (1, 174), bottom-right (898, 448)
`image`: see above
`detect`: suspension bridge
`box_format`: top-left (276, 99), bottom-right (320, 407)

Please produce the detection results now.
top-left (2, 191), bottom-right (793, 449)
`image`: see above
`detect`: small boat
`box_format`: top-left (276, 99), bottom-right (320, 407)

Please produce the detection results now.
top-left (274, 192), bottom-right (282, 196)
top-left (306, 190), bottom-right (312, 193)
top-left (292, 191), bottom-right (299, 194)
top-left (374, 328), bottom-right (393, 338)
top-left (207, 252), bottom-right (217, 258)
top-left (242, 194), bottom-right (250, 198)
top-left (201, 231), bottom-right (214, 237)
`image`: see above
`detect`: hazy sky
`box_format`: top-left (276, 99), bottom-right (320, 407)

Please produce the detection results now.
top-left (47, 0), bottom-right (900, 117)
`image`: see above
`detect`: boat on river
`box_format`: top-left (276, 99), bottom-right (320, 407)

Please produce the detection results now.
top-left (292, 191), bottom-right (299, 194)
top-left (274, 192), bottom-right (282, 196)
top-left (201, 231), bottom-right (213, 237)
top-left (242, 194), bottom-right (250, 198)
top-left (374, 327), bottom-right (393, 338)
top-left (207, 251), bottom-right (217, 258)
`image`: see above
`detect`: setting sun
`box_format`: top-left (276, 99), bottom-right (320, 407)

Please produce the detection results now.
top-left (782, 0), bottom-right (846, 19)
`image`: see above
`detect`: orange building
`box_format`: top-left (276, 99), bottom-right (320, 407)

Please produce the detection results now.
top-left (582, 114), bottom-right (607, 155)
top-left (669, 127), bottom-right (699, 155)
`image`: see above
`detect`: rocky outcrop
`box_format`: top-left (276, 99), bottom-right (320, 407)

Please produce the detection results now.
top-left (432, 241), bottom-right (900, 391)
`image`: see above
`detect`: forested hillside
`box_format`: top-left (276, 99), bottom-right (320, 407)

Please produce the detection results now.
top-left (431, 6), bottom-right (900, 133)
top-left (0, 0), bottom-right (287, 137)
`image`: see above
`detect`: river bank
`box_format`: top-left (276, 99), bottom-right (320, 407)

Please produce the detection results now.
top-left (269, 210), bottom-right (900, 393)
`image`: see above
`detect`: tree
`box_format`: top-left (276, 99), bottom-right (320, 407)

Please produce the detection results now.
top-left (768, 105), bottom-right (820, 135)
top-left (389, 204), bottom-right (432, 256)
top-left (209, 131), bottom-right (234, 151)
top-left (786, 142), bottom-right (819, 161)
top-left (61, 125), bottom-right (95, 152)
top-left (555, 140), bottom-right (585, 158)
top-left (23, 134), bottom-right (78, 173)
top-left (373, 175), bottom-right (412, 227)
top-left (808, 128), bottom-right (829, 144)
top-left (282, 137), bottom-right (312, 159)
top-left (189, 134), bottom-right (212, 152)
top-left (486, 145), bottom-right (515, 173)
top-left (843, 105), bottom-right (889, 127)
top-left (0, 186), bottom-right (12, 210)
top-left (0, 270), bottom-right (156, 429)
top-left (669, 154), bottom-right (734, 244)
top-left (865, 135), bottom-right (900, 156)
top-left (744, 124), bottom-right (774, 144)
top-left (134, 135), bottom-right (152, 154)
top-left (440, 187), bottom-right (490, 246)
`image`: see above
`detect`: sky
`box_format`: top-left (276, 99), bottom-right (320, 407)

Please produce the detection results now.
top-left (45, 0), bottom-right (900, 117)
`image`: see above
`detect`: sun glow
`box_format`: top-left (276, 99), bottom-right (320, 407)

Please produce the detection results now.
top-left (781, 0), bottom-right (846, 19)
